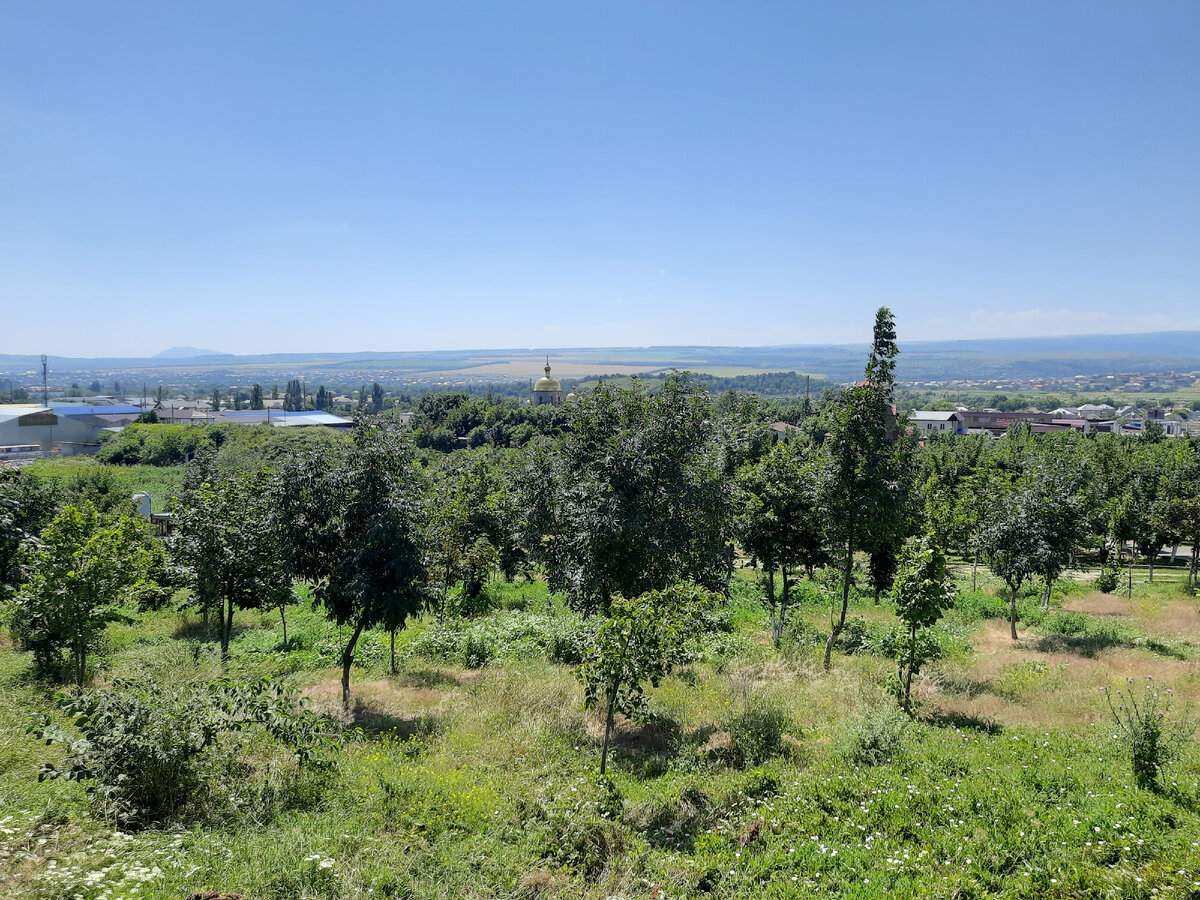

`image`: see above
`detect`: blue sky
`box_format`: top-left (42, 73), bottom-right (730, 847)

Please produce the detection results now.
top-left (2, 1), bottom-right (1198, 356)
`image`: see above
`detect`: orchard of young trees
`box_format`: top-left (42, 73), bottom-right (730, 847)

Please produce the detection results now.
top-left (4, 307), bottom-right (1200, 897)
top-left (4, 307), bottom-right (1200, 706)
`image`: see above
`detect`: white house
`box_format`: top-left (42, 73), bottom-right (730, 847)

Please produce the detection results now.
top-left (909, 411), bottom-right (967, 436)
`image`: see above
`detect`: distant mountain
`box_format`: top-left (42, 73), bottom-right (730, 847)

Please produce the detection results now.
top-left (153, 346), bottom-right (230, 359)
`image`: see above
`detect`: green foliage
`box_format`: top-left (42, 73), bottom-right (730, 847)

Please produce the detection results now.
top-left (722, 692), bottom-right (795, 768)
top-left (1095, 567), bottom-right (1121, 593)
top-left (7, 502), bottom-right (155, 686)
top-left (28, 677), bottom-right (333, 826)
top-left (524, 775), bottom-right (627, 877)
top-left (0, 467), bottom-right (61, 601)
top-left (273, 426), bottom-right (427, 710)
top-left (577, 583), bottom-right (716, 773)
top-left (171, 457), bottom-right (291, 659)
top-left (846, 701), bottom-right (911, 767)
top-left (890, 536), bottom-right (956, 711)
top-left (1104, 677), bottom-right (1195, 791)
top-left (733, 440), bottom-right (827, 644)
top-left (814, 311), bottom-right (915, 668)
top-left (543, 374), bottom-right (734, 615)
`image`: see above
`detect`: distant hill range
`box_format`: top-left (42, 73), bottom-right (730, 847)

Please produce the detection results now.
top-left (1, 331), bottom-right (1198, 383)
top-left (152, 346), bottom-right (232, 359)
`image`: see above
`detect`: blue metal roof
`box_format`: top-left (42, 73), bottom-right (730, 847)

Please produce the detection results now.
top-left (51, 404), bottom-right (144, 416)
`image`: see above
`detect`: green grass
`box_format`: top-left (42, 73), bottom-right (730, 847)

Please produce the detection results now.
top-left (28, 457), bottom-right (185, 512)
top-left (3, 574), bottom-right (1200, 899)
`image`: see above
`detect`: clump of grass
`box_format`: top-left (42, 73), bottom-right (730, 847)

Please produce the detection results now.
top-left (1104, 676), bottom-right (1195, 791)
top-left (845, 701), bottom-right (911, 767)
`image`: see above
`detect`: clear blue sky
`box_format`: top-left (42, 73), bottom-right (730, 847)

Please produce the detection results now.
top-left (3, 1), bottom-right (1198, 357)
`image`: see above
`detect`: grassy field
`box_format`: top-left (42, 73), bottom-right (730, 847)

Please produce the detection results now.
top-left (26, 457), bottom-right (185, 513)
top-left (2, 570), bottom-right (1199, 899)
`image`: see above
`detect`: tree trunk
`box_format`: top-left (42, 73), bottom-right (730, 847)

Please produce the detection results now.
top-left (390, 629), bottom-right (397, 675)
top-left (824, 538), bottom-right (854, 670)
top-left (279, 604), bottom-right (288, 649)
top-left (341, 620), bottom-right (367, 715)
top-left (600, 684), bottom-right (618, 776)
top-left (220, 596), bottom-right (234, 663)
top-left (1148, 556), bottom-right (1155, 583)
top-left (766, 569), bottom-right (778, 646)
top-left (1040, 579), bottom-right (1051, 611)
top-left (74, 640), bottom-right (86, 690)
top-left (1009, 584), bottom-right (1019, 640)
top-left (971, 552), bottom-right (978, 591)
top-left (903, 623), bottom-right (917, 713)
top-left (779, 569), bottom-right (791, 646)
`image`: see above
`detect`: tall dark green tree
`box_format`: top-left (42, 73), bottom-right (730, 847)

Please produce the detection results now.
top-left (371, 382), bottom-right (385, 414)
top-left (315, 385), bottom-right (328, 411)
top-left (250, 383), bottom-right (265, 410)
top-left (273, 427), bottom-right (427, 712)
top-left (283, 379), bottom-right (304, 412)
top-left (818, 307), bottom-right (910, 669)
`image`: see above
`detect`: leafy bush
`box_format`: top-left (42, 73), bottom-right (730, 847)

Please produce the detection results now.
top-left (1104, 677), bottom-right (1195, 791)
top-left (845, 702), bottom-right (910, 767)
top-left (1095, 568), bottom-right (1121, 593)
top-left (722, 694), bottom-right (795, 768)
top-left (461, 633), bottom-right (493, 668)
top-left (524, 774), bottom-right (627, 878)
top-left (28, 677), bottom-right (334, 826)
top-left (404, 610), bottom-right (594, 666)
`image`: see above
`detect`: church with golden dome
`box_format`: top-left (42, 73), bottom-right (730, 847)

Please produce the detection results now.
top-left (531, 358), bottom-right (563, 405)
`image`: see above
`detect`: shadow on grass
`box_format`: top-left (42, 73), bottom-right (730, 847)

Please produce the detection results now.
top-left (924, 709), bottom-right (1003, 735)
top-left (1034, 632), bottom-right (1189, 660)
top-left (345, 702), bottom-right (443, 741)
top-left (172, 619), bottom-right (254, 644)
top-left (937, 675), bottom-right (991, 698)
top-left (394, 666), bottom-right (461, 689)
top-left (607, 716), bottom-right (685, 779)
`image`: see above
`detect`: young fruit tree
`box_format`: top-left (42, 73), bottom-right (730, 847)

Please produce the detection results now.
top-left (734, 441), bottom-right (827, 645)
top-left (172, 460), bottom-right (292, 661)
top-left (888, 535), bottom-right (955, 713)
top-left (577, 583), bottom-right (715, 775)
top-left (273, 426), bottom-right (426, 713)
top-left (7, 501), bottom-right (154, 687)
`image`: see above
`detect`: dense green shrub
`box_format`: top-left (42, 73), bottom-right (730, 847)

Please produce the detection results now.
top-left (524, 775), bottom-right (627, 878)
top-left (29, 677), bottom-right (334, 826)
top-left (1095, 568), bottom-right (1121, 593)
top-left (722, 694), bottom-right (795, 768)
top-left (845, 702), bottom-right (910, 767)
